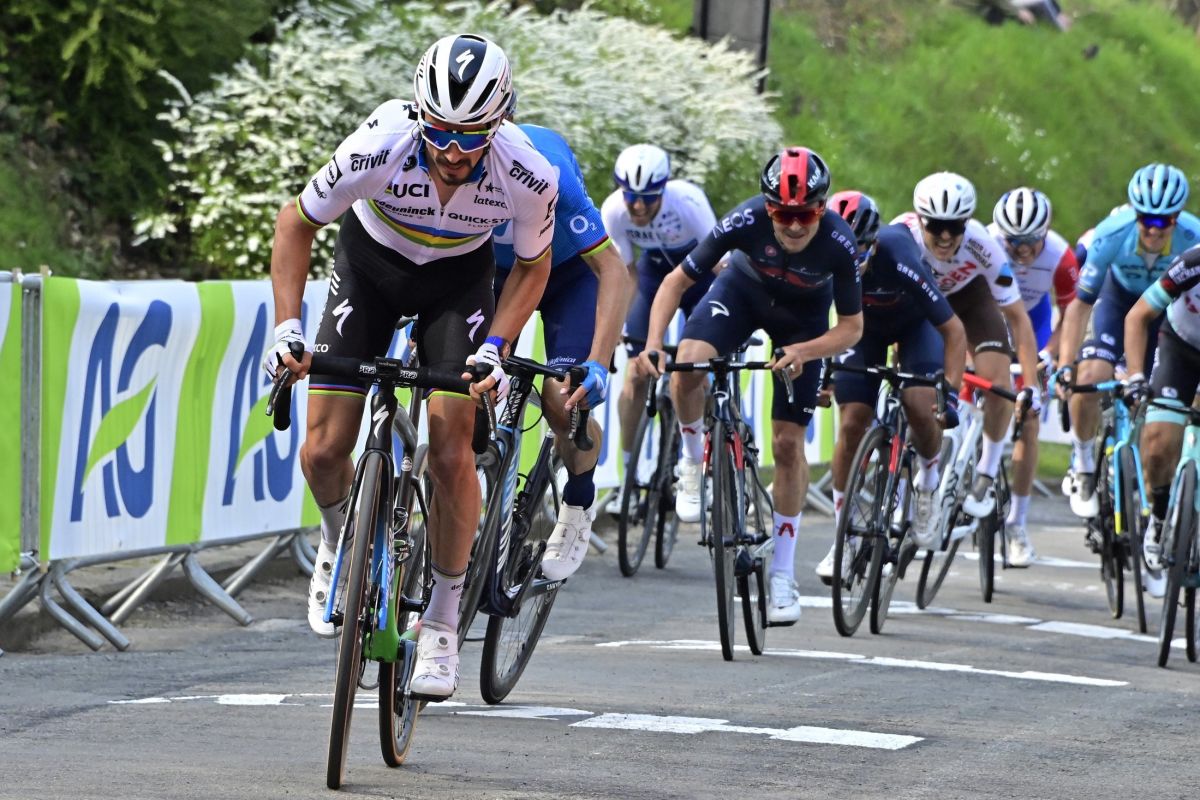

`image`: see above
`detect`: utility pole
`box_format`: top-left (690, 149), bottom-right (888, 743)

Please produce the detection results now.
top-left (693, 0), bottom-right (772, 92)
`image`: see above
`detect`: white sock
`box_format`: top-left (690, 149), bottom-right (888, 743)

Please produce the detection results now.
top-left (679, 417), bottom-right (705, 462)
top-left (318, 495), bottom-right (349, 549)
top-left (424, 566), bottom-right (465, 630)
top-left (832, 489), bottom-right (845, 526)
top-left (1008, 494), bottom-right (1031, 527)
top-left (979, 435), bottom-right (1005, 479)
top-left (1071, 434), bottom-right (1096, 474)
top-left (770, 512), bottom-right (801, 578)
top-left (916, 452), bottom-right (942, 492)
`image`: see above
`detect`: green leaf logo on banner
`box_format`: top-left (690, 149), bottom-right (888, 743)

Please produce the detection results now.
top-left (235, 393), bottom-right (274, 475)
top-left (83, 381), bottom-right (157, 482)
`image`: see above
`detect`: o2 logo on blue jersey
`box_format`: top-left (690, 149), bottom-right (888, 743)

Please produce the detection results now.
top-left (70, 301), bottom-right (172, 522)
top-left (222, 303), bottom-right (303, 505)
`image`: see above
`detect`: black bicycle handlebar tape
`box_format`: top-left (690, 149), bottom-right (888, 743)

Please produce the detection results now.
top-left (1013, 393), bottom-right (1030, 443)
top-left (1060, 388), bottom-right (1071, 433)
top-left (472, 407), bottom-right (490, 455)
top-left (567, 366), bottom-right (594, 451)
top-left (270, 340), bottom-right (307, 432)
top-left (647, 352), bottom-right (660, 419)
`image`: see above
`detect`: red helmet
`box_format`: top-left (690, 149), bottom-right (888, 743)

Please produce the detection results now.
top-left (829, 190), bottom-right (882, 247)
top-left (761, 147), bottom-right (831, 207)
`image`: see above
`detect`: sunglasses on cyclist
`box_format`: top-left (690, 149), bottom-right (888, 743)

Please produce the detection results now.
top-left (921, 217), bottom-right (967, 238)
top-left (1137, 213), bottom-right (1177, 230)
top-left (419, 120), bottom-right (497, 154)
top-left (766, 201), bottom-right (825, 226)
top-left (1005, 233), bottom-right (1045, 248)
top-left (622, 190), bottom-right (663, 206)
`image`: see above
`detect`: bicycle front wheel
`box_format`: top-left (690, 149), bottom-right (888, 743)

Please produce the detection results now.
top-left (479, 454), bottom-right (562, 703)
top-left (704, 420), bottom-right (738, 661)
top-left (618, 410), bottom-right (655, 577)
top-left (460, 451), bottom-right (501, 648)
top-left (654, 406), bottom-right (682, 569)
top-left (1119, 447), bottom-right (1147, 633)
top-left (978, 464), bottom-right (1006, 603)
top-left (327, 453), bottom-right (386, 790)
top-left (1158, 464), bottom-right (1196, 667)
top-left (871, 455), bottom-right (912, 635)
top-left (740, 458), bottom-right (772, 654)
top-left (833, 425), bottom-right (886, 637)
top-left (915, 435), bottom-right (960, 610)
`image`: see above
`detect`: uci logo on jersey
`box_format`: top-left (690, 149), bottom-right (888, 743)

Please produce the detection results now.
top-left (390, 183), bottom-right (430, 199)
top-left (70, 301), bottom-right (172, 522)
top-left (223, 303), bottom-right (301, 506)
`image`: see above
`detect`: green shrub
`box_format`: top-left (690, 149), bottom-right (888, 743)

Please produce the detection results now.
top-left (136, 0), bottom-right (780, 276)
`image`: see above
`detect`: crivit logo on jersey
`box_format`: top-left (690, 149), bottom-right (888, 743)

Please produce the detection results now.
top-left (70, 301), bottom-right (172, 522)
top-left (509, 160), bottom-right (550, 195)
top-left (350, 150), bottom-right (390, 171)
top-left (222, 304), bottom-right (300, 506)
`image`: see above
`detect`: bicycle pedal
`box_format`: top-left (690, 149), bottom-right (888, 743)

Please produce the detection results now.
top-left (407, 691), bottom-right (453, 704)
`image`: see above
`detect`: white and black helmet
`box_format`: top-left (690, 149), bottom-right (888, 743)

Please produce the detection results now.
top-left (613, 144), bottom-right (671, 193)
top-left (413, 34), bottom-right (513, 127)
top-left (913, 172), bottom-right (977, 220)
top-left (993, 187), bottom-right (1052, 239)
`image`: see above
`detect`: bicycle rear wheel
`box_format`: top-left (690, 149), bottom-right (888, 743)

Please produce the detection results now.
top-left (654, 407), bottom-right (682, 569)
top-left (833, 425), bottom-right (886, 637)
top-left (1186, 587), bottom-right (1198, 663)
top-left (915, 435), bottom-right (960, 610)
top-left (740, 456), bottom-right (771, 654)
top-left (1096, 447), bottom-right (1124, 619)
top-left (704, 420), bottom-right (738, 660)
top-left (1158, 464), bottom-right (1195, 667)
top-left (618, 410), bottom-right (655, 577)
top-left (871, 455), bottom-right (912, 635)
top-left (327, 453), bottom-right (386, 790)
top-left (979, 463), bottom-right (1007, 603)
top-left (1119, 448), bottom-right (1147, 633)
top-left (479, 453), bottom-right (563, 703)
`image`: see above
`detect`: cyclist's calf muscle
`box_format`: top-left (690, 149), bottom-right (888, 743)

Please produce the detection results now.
top-left (300, 393), bottom-right (362, 506)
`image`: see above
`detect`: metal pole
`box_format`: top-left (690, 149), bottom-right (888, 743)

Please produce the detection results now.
top-left (19, 272), bottom-right (42, 562)
top-left (222, 533), bottom-right (294, 598)
top-left (108, 552), bottom-right (186, 624)
top-left (182, 552), bottom-right (253, 626)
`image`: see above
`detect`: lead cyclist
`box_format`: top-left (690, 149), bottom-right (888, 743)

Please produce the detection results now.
top-left (264, 34), bottom-right (558, 701)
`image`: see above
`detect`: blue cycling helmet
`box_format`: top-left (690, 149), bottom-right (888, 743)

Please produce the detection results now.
top-left (1127, 163), bottom-right (1189, 215)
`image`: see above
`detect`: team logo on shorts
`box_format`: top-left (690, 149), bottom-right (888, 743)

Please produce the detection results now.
top-left (1162, 386), bottom-right (1179, 399)
top-left (709, 300), bottom-right (730, 318)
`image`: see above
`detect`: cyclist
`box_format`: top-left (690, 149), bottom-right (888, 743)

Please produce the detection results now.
top-left (816, 191), bottom-right (967, 583)
top-left (492, 97), bottom-right (633, 580)
top-left (894, 172), bottom-right (1042, 527)
top-left (986, 187), bottom-right (1079, 565)
top-left (601, 144), bottom-right (719, 513)
top-left (1057, 164), bottom-right (1200, 518)
top-left (1122, 243), bottom-right (1200, 598)
top-left (638, 146), bottom-right (864, 623)
top-left (264, 34), bottom-right (557, 701)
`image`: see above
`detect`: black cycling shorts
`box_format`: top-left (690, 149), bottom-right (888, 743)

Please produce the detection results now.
top-left (947, 275), bottom-right (1012, 358)
top-left (309, 211), bottom-right (496, 396)
top-left (1150, 319), bottom-right (1200, 411)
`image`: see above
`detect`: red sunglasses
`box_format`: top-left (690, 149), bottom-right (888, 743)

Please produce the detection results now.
top-left (766, 201), bottom-right (825, 226)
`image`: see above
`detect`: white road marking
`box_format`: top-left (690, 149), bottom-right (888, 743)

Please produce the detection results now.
top-left (960, 552), bottom-right (1097, 569)
top-left (570, 713), bottom-right (921, 750)
top-left (104, 696), bottom-right (920, 748)
top-left (596, 641), bottom-right (1128, 687)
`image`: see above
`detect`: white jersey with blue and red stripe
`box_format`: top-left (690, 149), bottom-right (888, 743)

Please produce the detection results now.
top-left (984, 225), bottom-right (1079, 311)
top-left (893, 212), bottom-right (1022, 307)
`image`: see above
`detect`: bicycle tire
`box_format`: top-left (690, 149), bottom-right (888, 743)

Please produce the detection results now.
top-left (479, 453), bottom-right (563, 703)
top-left (1158, 464), bottom-right (1196, 667)
top-left (654, 408), bottom-right (682, 569)
top-left (979, 463), bottom-right (1007, 603)
top-left (833, 425), bottom-right (886, 637)
top-left (1119, 447), bottom-right (1148, 634)
top-left (871, 455), bottom-right (912, 635)
top-left (1186, 587), bottom-right (1198, 663)
top-left (326, 453), bottom-right (386, 790)
top-left (1096, 445), bottom-right (1124, 619)
top-left (459, 452), bottom-right (500, 648)
top-left (617, 410), bottom-right (655, 577)
top-left (704, 419), bottom-right (738, 661)
top-left (740, 450), bottom-right (770, 654)
top-left (915, 435), bottom-right (960, 610)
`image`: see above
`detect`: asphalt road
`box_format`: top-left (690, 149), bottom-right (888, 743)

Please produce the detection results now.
top-left (1, 497), bottom-right (1197, 800)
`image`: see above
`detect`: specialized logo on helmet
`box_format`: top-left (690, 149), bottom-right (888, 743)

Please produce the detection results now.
top-left (455, 49), bottom-right (476, 80)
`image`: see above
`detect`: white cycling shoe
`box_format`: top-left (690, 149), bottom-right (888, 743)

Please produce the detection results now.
top-left (408, 621), bottom-right (459, 701)
top-left (815, 542), bottom-right (837, 586)
top-left (1006, 525), bottom-right (1036, 568)
top-left (307, 540), bottom-right (339, 638)
top-left (675, 458), bottom-right (702, 523)
top-left (768, 572), bottom-right (801, 624)
top-left (541, 504), bottom-right (593, 581)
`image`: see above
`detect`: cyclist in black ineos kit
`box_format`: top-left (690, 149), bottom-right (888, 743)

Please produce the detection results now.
top-left (638, 147), bottom-right (863, 625)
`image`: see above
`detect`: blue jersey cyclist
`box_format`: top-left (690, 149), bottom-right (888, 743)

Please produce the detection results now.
top-left (601, 145), bottom-right (720, 513)
top-left (264, 34), bottom-right (558, 701)
top-left (817, 192), bottom-right (967, 584)
top-left (1057, 163), bottom-right (1200, 519)
top-left (491, 112), bottom-right (633, 582)
top-left (637, 147), bottom-right (864, 625)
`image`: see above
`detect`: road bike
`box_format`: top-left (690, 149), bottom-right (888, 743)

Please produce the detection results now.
top-left (615, 338), bottom-right (681, 576)
top-left (268, 343), bottom-right (484, 788)
top-left (1146, 398), bottom-right (1200, 667)
top-left (463, 355), bottom-right (592, 703)
top-left (663, 351), bottom-right (787, 661)
top-left (1056, 377), bottom-right (1149, 632)
top-left (825, 362), bottom-right (945, 636)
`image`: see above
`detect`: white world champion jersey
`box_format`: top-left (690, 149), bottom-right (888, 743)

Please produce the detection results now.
top-left (297, 99), bottom-right (558, 265)
top-left (985, 225), bottom-right (1076, 310)
top-left (600, 180), bottom-right (717, 265)
top-left (893, 212), bottom-right (1022, 307)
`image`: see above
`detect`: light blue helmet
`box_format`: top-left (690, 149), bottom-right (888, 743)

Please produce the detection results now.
top-left (1127, 163), bottom-right (1189, 215)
